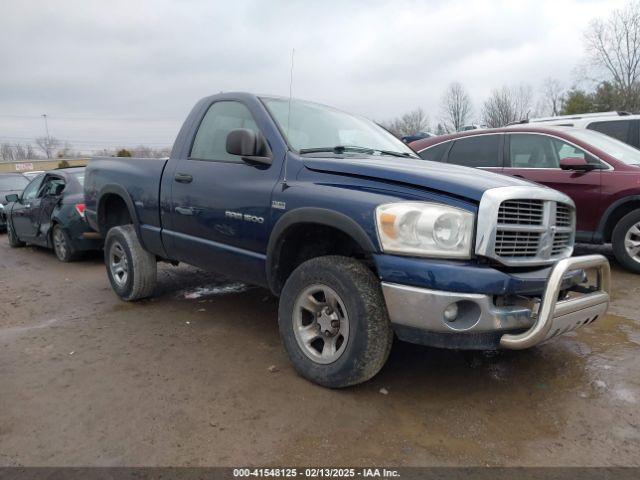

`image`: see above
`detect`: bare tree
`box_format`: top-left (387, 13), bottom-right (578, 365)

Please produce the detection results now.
top-left (440, 82), bottom-right (472, 132)
top-left (382, 108), bottom-right (430, 138)
top-left (35, 136), bottom-right (61, 159)
top-left (482, 85), bottom-right (533, 127)
top-left (1, 143), bottom-right (14, 162)
top-left (539, 78), bottom-right (565, 116)
top-left (585, 1), bottom-right (640, 110)
top-left (25, 144), bottom-right (37, 160)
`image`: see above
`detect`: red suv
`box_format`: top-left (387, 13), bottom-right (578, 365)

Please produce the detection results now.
top-left (411, 126), bottom-right (640, 273)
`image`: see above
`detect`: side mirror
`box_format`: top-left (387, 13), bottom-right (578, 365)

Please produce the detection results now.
top-left (226, 129), bottom-right (272, 166)
top-left (560, 157), bottom-right (599, 172)
top-left (5, 194), bottom-right (19, 203)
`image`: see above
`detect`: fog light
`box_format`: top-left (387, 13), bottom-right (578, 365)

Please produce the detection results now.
top-left (443, 303), bottom-right (459, 322)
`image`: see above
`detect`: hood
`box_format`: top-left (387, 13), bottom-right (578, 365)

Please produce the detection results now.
top-left (0, 189), bottom-right (22, 205)
top-left (302, 156), bottom-right (536, 202)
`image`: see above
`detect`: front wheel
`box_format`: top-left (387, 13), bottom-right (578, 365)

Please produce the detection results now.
top-left (7, 220), bottom-right (25, 248)
top-left (104, 225), bottom-right (157, 301)
top-left (278, 255), bottom-right (393, 388)
top-left (612, 210), bottom-right (640, 274)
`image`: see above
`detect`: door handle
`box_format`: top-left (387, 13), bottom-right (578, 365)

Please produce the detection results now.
top-left (174, 173), bottom-right (193, 184)
top-left (175, 206), bottom-right (195, 216)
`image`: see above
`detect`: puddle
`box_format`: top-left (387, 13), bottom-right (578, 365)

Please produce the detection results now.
top-left (0, 317), bottom-right (60, 339)
top-left (180, 283), bottom-right (250, 299)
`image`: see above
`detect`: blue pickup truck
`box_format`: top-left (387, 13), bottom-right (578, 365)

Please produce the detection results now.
top-left (85, 92), bottom-right (611, 387)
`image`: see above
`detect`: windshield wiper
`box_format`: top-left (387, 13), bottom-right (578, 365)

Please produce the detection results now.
top-left (299, 146), bottom-right (417, 158)
top-left (377, 150), bottom-right (417, 158)
top-left (299, 146), bottom-right (373, 154)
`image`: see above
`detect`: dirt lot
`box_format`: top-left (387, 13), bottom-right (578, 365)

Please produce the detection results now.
top-left (0, 236), bottom-right (639, 467)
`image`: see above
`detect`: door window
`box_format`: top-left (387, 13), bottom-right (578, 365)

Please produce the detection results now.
top-left (21, 174), bottom-right (45, 200)
top-left (447, 135), bottom-right (501, 167)
top-left (39, 176), bottom-right (66, 197)
top-left (508, 134), bottom-right (599, 168)
top-left (587, 120), bottom-right (631, 143)
top-left (418, 141), bottom-right (450, 162)
top-left (190, 101), bottom-right (260, 162)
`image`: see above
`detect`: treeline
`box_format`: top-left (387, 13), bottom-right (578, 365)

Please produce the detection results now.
top-left (382, 1), bottom-right (640, 136)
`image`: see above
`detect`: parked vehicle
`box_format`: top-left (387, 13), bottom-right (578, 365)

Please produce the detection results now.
top-left (85, 93), bottom-right (610, 388)
top-left (0, 173), bottom-right (30, 231)
top-left (516, 111), bottom-right (640, 148)
top-left (5, 167), bottom-right (101, 261)
top-left (411, 125), bottom-right (640, 273)
top-left (401, 131), bottom-right (435, 143)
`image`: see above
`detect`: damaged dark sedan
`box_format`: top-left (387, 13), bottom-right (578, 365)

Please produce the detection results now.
top-left (4, 167), bottom-right (102, 261)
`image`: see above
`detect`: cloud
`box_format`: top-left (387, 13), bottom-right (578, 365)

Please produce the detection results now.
top-left (0, 0), bottom-right (627, 151)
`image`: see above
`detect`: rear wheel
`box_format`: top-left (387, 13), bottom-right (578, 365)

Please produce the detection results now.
top-left (7, 220), bottom-right (25, 248)
top-left (278, 255), bottom-right (393, 388)
top-left (612, 210), bottom-right (640, 274)
top-left (52, 225), bottom-right (78, 262)
top-left (104, 225), bottom-right (157, 301)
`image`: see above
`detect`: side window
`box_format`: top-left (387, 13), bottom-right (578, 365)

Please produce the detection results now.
top-left (588, 120), bottom-right (631, 143)
top-left (418, 142), bottom-right (450, 162)
top-left (190, 101), bottom-right (259, 162)
top-left (508, 134), bottom-right (560, 168)
top-left (39, 177), bottom-right (65, 197)
top-left (551, 138), bottom-right (602, 166)
top-left (447, 135), bottom-right (501, 167)
top-left (22, 175), bottom-right (45, 200)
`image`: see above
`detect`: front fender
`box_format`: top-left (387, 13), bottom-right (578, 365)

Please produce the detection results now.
top-left (266, 207), bottom-right (378, 293)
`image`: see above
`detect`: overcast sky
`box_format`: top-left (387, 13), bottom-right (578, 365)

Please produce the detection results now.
top-left (0, 0), bottom-right (627, 153)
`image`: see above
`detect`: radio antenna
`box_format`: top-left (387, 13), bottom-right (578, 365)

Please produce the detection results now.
top-left (283, 48), bottom-right (295, 186)
top-left (286, 48), bottom-right (295, 137)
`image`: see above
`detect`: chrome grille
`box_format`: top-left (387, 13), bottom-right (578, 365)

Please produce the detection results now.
top-left (552, 232), bottom-right (572, 256)
top-left (493, 199), bottom-right (574, 262)
top-left (495, 231), bottom-right (541, 257)
top-left (556, 204), bottom-right (572, 228)
top-left (498, 200), bottom-right (544, 226)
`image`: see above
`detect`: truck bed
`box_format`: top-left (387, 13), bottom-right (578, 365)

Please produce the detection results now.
top-left (84, 156), bottom-right (170, 238)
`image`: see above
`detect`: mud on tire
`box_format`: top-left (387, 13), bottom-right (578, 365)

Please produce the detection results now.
top-left (278, 255), bottom-right (393, 388)
top-left (104, 225), bottom-right (157, 301)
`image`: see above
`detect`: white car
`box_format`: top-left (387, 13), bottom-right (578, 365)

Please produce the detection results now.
top-left (517, 111), bottom-right (640, 149)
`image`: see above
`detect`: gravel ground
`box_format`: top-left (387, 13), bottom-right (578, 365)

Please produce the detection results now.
top-left (0, 236), bottom-right (639, 467)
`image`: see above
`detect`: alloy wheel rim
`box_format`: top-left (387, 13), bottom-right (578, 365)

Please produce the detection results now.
top-left (292, 284), bottom-right (350, 365)
top-left (53, 229), bottom-right (67, 259)
top-left (624, 222), bottom-right (640, 264)
top-left (109, 241), bottom-right (129, 287)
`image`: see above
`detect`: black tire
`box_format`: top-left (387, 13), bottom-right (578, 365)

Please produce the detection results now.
top-left (104, 225), bottom-right (157, 301)
top-left (7, 220), bottom-right (25, 248)
top-left (612, 209), bottom-right (640, 274)
top-left (52, 225), bottom-right (78, 262)
top-left (278, 255), bottom-right (393, 388)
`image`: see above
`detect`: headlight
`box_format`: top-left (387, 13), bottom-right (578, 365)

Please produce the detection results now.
top-left (376, 202), bottom-right (474, 258)
top-left (0, 203), bottom-right (4, 210)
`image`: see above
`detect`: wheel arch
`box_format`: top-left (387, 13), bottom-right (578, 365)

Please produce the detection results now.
top-left (598, 196), bottom-right (640, 243)
top-left (96, 185), bottom-right (143, 242)
top-left (266, 208), bottom-right (378, 295)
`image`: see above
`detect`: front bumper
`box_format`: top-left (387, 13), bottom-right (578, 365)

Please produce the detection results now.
top-left (382, 254), bottom-right (610, 350)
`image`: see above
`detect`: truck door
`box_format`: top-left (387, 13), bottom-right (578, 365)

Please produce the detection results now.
top-left (164, 100), bottom-right (279, 281)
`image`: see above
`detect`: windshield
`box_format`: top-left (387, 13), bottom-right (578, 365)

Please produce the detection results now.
top-left (570, 128), bottom-right (640, 165)
top-left (0, 175), bottom-right (29, 191)
top-left (262, 97), bottom-right (417, 158)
